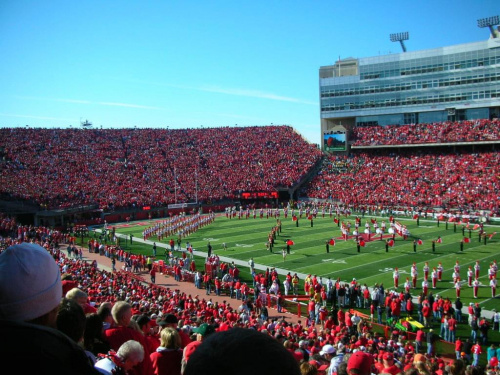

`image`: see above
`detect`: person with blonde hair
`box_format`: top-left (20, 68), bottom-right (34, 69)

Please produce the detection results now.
top-left (66, 287), bottom-right (97, 314)
top-left (150, 327), bottom-right (183, 375)
top-left (300, 362), bottom-right (318, 375)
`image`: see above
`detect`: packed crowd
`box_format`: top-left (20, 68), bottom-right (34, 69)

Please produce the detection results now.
top-left (304, 150), bottom-right (500, 213)
top-left (352, 119), bottom-right (500, 146)
top-left (2, 220), bottom-right (500, 375)
top-left (0, 126), bottom-right (322, 210)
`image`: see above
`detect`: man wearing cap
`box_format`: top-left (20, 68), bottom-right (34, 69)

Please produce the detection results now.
top-left (328, 345), bottom-right (346, 375)
top-left (0, 243), bottom-right (100, 374)
top-left (381, 352), bottom-right (401, 375)
top-left (347, 351), bottom-right (373, 375)
top-left (182, 323), bottom-right (215, 372)
top-left (318, 344), bottom-right (335, 374)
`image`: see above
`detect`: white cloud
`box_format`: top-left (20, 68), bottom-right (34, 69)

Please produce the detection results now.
top-left (0, 112), bottom-right (75, 121)
top-left (109, 78), bottom-right (318, 105)
top-left (199, 85), bottom-right (318, 105)
top-left (12, 95), bottom-right (163, 110)
top-left (97, 102), bottom-right (163, 110)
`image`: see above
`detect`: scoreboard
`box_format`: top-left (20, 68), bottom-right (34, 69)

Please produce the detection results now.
top-left (240, 191), bottom-right (279, 199)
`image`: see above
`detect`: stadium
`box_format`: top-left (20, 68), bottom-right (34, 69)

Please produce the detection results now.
top-left (1, 12), bottom-right (500, 375)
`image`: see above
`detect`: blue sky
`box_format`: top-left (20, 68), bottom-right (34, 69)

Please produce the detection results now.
top-left (0, 1), bottom-right (497, 145)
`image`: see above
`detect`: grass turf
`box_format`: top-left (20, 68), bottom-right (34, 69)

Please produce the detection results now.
top-left (81, 212), bottom-right (500, 362)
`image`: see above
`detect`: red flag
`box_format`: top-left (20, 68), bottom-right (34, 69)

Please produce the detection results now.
top-left (436, 238), bottom-right (442, 243)
top-left (292, 216), bottom-right (297, 222)
top-left (388, 239), bottom-right (394, 247)
top-left (329, 239), bottom-right (336, 246)
top-left (360, 240), bottom-right (365, 247)
top-left (413, 214), bottom-right (419, 220)
top-left (334, 218), bottom-right (339, 224)
top-left (489, 232), bottom-right (497, 240)
top-left (438, 215), bottom-right (444, 221)
top-left (464, 237), bottom-right (470, 243)
top-left (417, 239), bottom-right (423, 245)
top-left (286, 240), bottom-right (294, 246)
top-left (371, 218), bottom-right (376, 224)
top-left (473, 224), bottom-right (480, 230)
top-left (448, 217), bottom-right (455, 222)
top-left (466, 222), bottom-right (470, 229)
top-left (308, 215), bottom-right (313, 220)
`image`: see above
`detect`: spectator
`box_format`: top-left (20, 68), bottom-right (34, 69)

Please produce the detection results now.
top-left (57, 297), bottom-right (97, 364)
top-left (0, 243), bottom-right (99, 374)
top-left (150, 327), bottom-right (183, 375)
top-left (66, 287), bottom-right (98, 314)
top-left (182, 323), bottom-right (216, 373)
top-left (103, 301), bottom-right (152, 375)
top-left (85, 313), bottom-right (112, 358)
top-left (183, 327), bottom-right (300, 375)
top-left (95, 340), bottom-right (145, 375)
top-left (346, 351), bottom-right (373, 375)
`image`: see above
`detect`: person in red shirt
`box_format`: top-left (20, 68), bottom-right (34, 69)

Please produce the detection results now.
top-left (455, 338), bottom-right (463, 360)
top-left (415, 329), bottom-right (425, 354)
top-left (65, 287), bottom-right (97, 314)
top-left (381, 352), bottom-right (402, 375)
top-left (61, 274), bottom-right (79, 295)
top-left (150, 326), bottom-right (183, 375)
top-left (307, 298), bottom-right (316, 326)
top-left (374, 354), bottom-right (385, 374)
top-left (472, 340), bottom-right (482, 366)
top-left (150, 266), bottom-right (156, 284)
top-left (104, 301), bottom-right (153, 375)
top-left (448, 315), bottom-right (457, 343)
top-left (422, 303), bottom-right (431, 328)
top-left (214, 277), bottom-right (221, 296)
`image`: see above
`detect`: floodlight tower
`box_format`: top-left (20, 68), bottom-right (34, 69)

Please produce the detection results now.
top-left (477, 15), bottom-right (499, 38)
top-left (390, 31), bottom-right (409, 52)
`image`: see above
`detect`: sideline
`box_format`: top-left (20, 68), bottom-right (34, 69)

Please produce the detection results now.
top-left (93, 227), bottom-right (497, 320)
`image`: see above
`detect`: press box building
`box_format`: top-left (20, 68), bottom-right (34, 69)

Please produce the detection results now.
top-left (319, 35), bottom-right (500, 151)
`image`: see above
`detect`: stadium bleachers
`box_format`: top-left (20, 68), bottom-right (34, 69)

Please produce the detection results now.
top-left (351, 119), bottom-right (500, 146)
top-left (0, 121), bottom-right (499, 215)
top-left (0, 126), bottom-right (322, 210)
top-left (302, 149), bottom-right (500, 212)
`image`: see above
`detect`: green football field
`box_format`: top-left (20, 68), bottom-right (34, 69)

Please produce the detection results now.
top-left (111, 212), bottom-right (500, 312)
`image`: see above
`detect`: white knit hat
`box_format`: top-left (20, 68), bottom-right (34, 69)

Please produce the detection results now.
top-left (0, 243), bottom-right (62, 321)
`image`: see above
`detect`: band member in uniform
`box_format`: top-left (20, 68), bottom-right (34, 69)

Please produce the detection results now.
top-left (490, 278), bottom-right (497, 298)
top-left (474, 261), bottom-right (481, 279)
top-left (431, 268), bottom-right (438, 289)
top-left (423, 262), bottom-right (430, 280)
top-left (473, 278), bottom-right (480, 299)
top-left (437, 262), bottom-right (444, 281)
top-left (467, 266), bottom-right (474, 287)
top-left (411, 263), bottom-right (418, 289)
top-left (393, 267), bottom-right (400, 289)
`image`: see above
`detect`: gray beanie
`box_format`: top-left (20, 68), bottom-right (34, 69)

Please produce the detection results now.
top-left (0, 243), bottom-right (62, 321)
